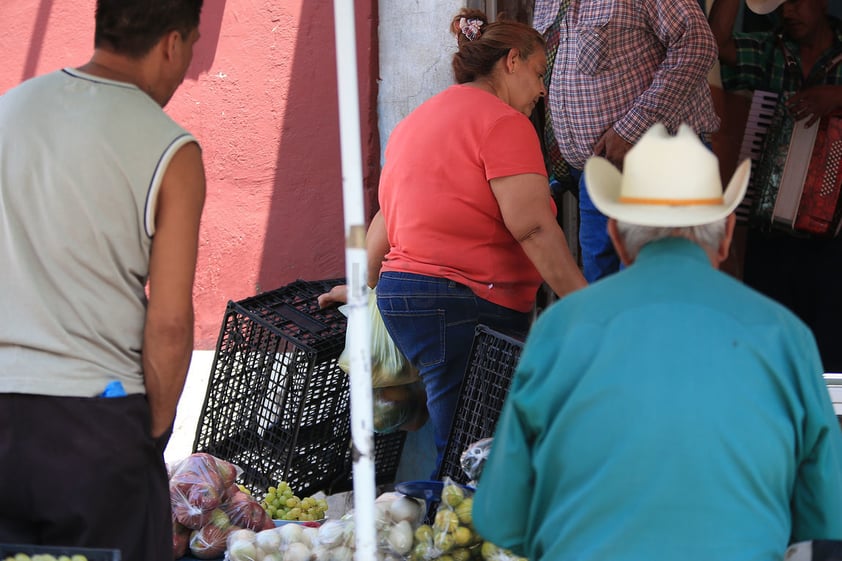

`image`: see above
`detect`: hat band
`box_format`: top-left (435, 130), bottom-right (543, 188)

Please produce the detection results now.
top-left (618, 196), bottom-right (724, 206)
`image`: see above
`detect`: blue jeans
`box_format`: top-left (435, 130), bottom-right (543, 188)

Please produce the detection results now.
top-left (570, 166), bottom-right (621, 282)
top-left (376, 272), bottom-right (531, 476)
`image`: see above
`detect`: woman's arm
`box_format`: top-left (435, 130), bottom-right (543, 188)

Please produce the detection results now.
top-left (490, 173), bottom-right (587, 298)
top-left (317, 209), bottom-right (390, 309)
top-left (366, 209), bottom-right (389, 289)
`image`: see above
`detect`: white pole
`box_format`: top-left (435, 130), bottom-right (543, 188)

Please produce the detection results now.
top-left (332, 1), bottom-right (377, 560)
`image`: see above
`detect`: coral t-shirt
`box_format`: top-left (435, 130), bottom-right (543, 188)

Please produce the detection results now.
top-left (379, 84), bottom-right (550, 312)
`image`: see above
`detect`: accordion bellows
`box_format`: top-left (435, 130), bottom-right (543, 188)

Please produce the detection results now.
top-left (738, 90), bottom-right (842, 237)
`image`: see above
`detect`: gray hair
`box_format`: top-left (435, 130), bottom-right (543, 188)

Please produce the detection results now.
top-left (614, 218), bottom-right (727, 260)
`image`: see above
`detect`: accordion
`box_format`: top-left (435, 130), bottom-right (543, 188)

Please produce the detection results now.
top-left (736, 90), bottom-right (842, 237)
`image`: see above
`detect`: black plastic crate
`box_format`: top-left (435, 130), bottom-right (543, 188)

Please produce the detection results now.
top-left (330, 430), bottom-right (407, 494)
top-left (436, 325), bottom-right (524, 484)
top-left (192, 278), bottom-right (352, 498)
top-left (0, 543), bottom-right (121, 560)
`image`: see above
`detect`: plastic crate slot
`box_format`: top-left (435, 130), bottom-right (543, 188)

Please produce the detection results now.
top-left (436, 325), bottom-right (524, 484)
top-left (270, 302), bottom-right (331, 334)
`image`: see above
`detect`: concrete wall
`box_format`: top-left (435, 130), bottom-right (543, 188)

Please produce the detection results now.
top-left (0, 0), bottom-right (380, 349)
top-left (377, 0), bottom-right (463, 158)
top-left (376, 0), bottom-right (469, 481)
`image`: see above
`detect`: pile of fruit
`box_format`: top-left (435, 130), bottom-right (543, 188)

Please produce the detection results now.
top-left (407, 480), bottom-right (526, 561)
top-left (169, 453), bottom-right (275, 559)
top-left (223, 478), bottom-right (526, 561)
top-left (260, 480), bottom-right (328, 521)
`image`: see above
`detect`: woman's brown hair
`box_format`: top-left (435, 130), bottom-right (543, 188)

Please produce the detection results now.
top-left (450, 9), bottom-right (545, 84)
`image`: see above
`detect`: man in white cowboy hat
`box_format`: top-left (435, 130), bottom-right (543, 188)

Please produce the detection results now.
top-left (709, 0), bottom-right (842, 374)
top-left (473, 123), bottom-right (842, 561)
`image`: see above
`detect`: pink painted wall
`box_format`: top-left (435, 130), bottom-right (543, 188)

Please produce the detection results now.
top-left (1, 0), bottom-right (380, 349)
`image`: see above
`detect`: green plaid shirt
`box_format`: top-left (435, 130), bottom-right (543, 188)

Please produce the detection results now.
top-left (721, 17), bottom-right (842, 96)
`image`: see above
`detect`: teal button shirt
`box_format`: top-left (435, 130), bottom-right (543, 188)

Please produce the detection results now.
top-left (473, 238), bottom-right (842, 561)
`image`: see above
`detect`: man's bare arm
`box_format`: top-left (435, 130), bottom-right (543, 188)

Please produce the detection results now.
top-left (143, 141), bottom-right (206, 438)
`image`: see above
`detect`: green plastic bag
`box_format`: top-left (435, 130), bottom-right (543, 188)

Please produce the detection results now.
top-left (338, 287), bottom-right (420, 388)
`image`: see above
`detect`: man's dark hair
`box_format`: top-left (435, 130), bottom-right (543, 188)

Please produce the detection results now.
top-left (95, 0), bottom-right (204, 58)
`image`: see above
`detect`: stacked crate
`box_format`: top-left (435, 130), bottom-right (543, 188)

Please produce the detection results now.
top-left (192, 278), bottom-right (405, 498)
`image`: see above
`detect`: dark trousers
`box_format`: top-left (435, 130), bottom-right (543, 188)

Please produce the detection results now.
top-left (0, 393), bottom-right (171, 561)
top-left (743, 229), bottom-right (842, 373)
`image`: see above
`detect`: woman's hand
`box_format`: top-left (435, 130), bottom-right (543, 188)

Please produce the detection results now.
top-left (317, 284), bottom-right (348, 308)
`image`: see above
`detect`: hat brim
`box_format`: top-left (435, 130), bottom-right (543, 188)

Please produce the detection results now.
top-left (584, 158), bottom-right (751, 228)
top-left (745, 0), bottom-right (785, 14)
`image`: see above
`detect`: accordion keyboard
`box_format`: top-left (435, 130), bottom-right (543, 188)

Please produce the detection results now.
top-left (736, 90), bottom-right (779, 223)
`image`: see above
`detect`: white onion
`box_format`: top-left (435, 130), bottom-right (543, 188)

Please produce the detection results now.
top-left (388, 496), bottom-right (422, 524)
top-left (311, 545), bottom-right (330, 560)
top-left (228, 539), bottom-right (258, 561)
top-left (229, 528), bottom-right (257, 544)
top-left (255, 527), bottom-right (282, 553)
top-left (278, 522), bottom-right (304, 545)
top-left (300, 526), bottom-right (319, 548)
top-left (317, 519), bottom-right (347, 548)
top-left (285, 541), bottom-right (312, 561)
top-left (386, 520), bottom-right (413, 555)
top-left (329, 545), bottom-right (353, 561)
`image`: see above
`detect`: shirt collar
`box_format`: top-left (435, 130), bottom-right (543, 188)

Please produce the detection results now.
top-left (636, 237), bottom-right (711, 266)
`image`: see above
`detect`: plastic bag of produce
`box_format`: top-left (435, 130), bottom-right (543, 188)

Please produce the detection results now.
top-left (372, 380), bottom-right (429, 433)
top-left (188, 509), bottom-right (236, 559)
top-left (372, 492), bottom-right (424, 558)
top-left (226, 525), bottom-right (320, 561)
top-left (338, 288), bottom-right (420, 388)
top-left (407, 477), bottom-right (526, 561)
top-left (311, 517), bottom-right (356, 561)
top-left (460, 437), bottom-right (494, 484)
top-left (173, 518), bottom-right (191, 559)
top-left (169, 452), bottom-right (242, 530)
top-left (409, 477), bottom-right (480, 561)
top-left (221, 489), bottom-right (275, 532)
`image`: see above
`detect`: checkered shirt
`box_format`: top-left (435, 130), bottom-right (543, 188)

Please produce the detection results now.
top-left (535, 0), bottom-right (721, 170)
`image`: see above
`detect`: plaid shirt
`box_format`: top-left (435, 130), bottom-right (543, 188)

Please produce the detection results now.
top-left (534, 0), bottom-right (720, 169)
top-left (721, 17), bottom-right (842, 97)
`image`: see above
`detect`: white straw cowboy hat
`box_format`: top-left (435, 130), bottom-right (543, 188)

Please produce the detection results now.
top-left (584, 123), bottom-right (751, 227)
top-left (745, 0), bottom-right (785, 14)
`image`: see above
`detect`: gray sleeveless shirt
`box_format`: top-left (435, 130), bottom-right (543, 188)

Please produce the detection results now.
top-left (0, 68), bottom-right (197, 397)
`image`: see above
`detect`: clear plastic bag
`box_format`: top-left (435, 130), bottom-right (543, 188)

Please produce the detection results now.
top-left (169, 452), bottom-right (242, 530)
top-left (220, 488), bottom-right (275, 532)
top-left (460, 437), bottom-right (494, 485)
top-left (372, 380), bottom-right (429, 433)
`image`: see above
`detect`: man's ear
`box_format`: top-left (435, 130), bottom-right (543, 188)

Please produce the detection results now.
top-left (607, 218), bottom-right (634, 266)
top-left (162, 30), bottom-right (182, 61)
top-left (714, 213), bottom-right (737, 267)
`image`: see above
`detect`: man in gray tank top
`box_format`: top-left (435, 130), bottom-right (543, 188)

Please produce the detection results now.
top-left (0, 2), bottom-right (206, 560)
